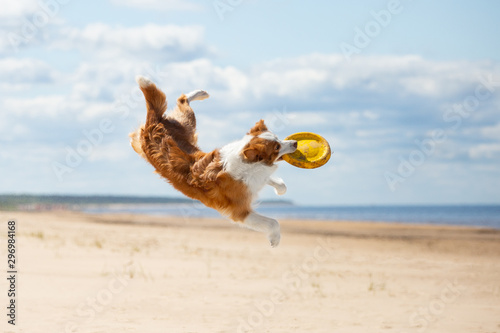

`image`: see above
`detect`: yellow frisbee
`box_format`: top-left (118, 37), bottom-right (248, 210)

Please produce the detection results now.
top-left (282, 132), bottom-right (331, 169)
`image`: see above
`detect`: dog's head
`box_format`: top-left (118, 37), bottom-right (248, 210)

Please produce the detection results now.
top-left (241, 120), bottom-right (297, 165)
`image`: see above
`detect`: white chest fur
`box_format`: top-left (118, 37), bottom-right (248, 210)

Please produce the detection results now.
top-left (220, 135), bottom-right (278, 198)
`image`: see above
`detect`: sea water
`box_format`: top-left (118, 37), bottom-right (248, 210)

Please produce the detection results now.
top-left (84, 204), bottom-right (500, 229)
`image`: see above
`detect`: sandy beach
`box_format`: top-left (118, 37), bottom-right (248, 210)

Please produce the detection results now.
top-left (1, 210), bottom-right (499, 333)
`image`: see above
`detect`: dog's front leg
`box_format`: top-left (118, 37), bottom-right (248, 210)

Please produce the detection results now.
top-left (267, 177), bottom-right (287, 196)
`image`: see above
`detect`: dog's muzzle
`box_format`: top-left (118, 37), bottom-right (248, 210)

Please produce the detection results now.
top-left (278, 140), bottom-right (298, 160)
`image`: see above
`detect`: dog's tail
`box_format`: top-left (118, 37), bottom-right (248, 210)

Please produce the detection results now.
top-left (136, 75), bottom-right (167, 125)
top-left (129, 75), bottom-right (168, 160)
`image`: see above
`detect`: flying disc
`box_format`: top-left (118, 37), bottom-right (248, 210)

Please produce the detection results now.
top-left (282, 132), bottom-right (331, 169)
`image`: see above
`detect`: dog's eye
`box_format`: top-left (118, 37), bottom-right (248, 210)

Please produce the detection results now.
top-left (275, 144), bottom-right (280, 151)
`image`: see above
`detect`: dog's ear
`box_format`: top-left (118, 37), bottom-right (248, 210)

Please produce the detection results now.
top-left (247, 119), bottom-right (268, 136)
top-left (242, 146), bottom-right (264, 163)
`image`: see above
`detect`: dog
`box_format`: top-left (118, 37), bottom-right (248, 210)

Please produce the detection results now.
top-left (129, 76), bottom-right (297, 247)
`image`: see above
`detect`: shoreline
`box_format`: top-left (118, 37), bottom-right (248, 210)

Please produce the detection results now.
top-left (5, 201), bottom-right (500, 230)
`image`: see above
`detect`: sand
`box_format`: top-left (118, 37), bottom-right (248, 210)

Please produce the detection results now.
top-left (1, 210), bottom-right (499, 333)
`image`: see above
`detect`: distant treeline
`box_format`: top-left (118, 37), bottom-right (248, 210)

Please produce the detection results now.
top-left (0, 194), bottom-right (193, 210)
top-left (0, 194), bottom-right (293, 211)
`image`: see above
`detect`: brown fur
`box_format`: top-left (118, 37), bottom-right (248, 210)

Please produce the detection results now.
top-left (247, 119), bottom-right (268, 136)
top-left (132, 80), bottom-right (253, 221)
top-left (242, 137), bottom-right (281, 166)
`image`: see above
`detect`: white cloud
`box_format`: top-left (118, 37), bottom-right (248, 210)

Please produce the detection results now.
top-left (3, 53), bottom-right (499, 139)
top-left (2, 95), bottom-right (66, 118)
top-left (1, 92), bottom-right (121, 124)
top-left (355, 129), bottom-right (396, 138)
top-left (50, 23), bottom-right (211, 60)
top-left (254, 68), bottom-right (327, 98)
top-left (148, 54), bottom-right (486, 107)
top-left (0, 57), bottom-right (56, 86)
top-left (158, 59), bottom-right (249, 102)
top-left (469, 144), bottom-right (500, 159)
top-left (9, 53), bottom-right (493, 147)
top-left (88, 141), bottom-right (130, 162)
top-left (248, 54), bottom-right (499, 102)
top-left (109, 0), bottom-right (202, 11)
top-left (480, 123), bottom-right (500, 140)
top-left (0, 0), bottom-right (38, 18)
top-left (0, 0), bottom-right (69, 53)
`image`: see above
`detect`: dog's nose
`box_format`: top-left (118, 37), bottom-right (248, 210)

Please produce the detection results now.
top-left (292, 141), bottom-right (298, 149)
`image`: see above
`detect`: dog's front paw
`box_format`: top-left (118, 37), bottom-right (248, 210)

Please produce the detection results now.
top-left (274, 183), bottom-right (287, 196)
top-left (269, 177), bottom-right (287, 195)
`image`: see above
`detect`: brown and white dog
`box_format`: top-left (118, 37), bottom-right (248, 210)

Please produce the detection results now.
top-left (130, 76), bottom-right (297, 247)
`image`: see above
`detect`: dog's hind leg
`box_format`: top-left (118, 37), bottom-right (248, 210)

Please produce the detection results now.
top-left (169, 90), bottom-right (209, 126)
top-left (170, 95), bottom-right (196, 128)
top-left (166, 95), bottom-right (197, 144)
top-left (167, 91), bottom-right (208, 146)
top-left (242, 212), bottom-right (281, 247)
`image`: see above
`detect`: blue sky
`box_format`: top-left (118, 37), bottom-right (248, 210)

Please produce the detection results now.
top-left (1, 0), bottom-right (499, 205)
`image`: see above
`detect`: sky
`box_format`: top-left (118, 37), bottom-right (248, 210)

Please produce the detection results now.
top-left (1, 0), bottom-right (500, 206)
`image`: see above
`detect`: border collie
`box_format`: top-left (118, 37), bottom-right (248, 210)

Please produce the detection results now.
top-left (130, 76), bottom-right (297, 247)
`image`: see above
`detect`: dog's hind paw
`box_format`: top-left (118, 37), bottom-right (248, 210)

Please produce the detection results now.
top-left (136, 75), bottom-right (153, 88)
top-left (186, 90), bottom-right (210, 103)
top-left (268, 231), bottom-right (281, 248)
